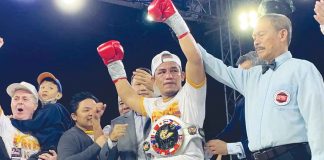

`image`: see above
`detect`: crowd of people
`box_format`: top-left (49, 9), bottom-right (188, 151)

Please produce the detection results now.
top-left (0, 0), bottom-right (324, 160)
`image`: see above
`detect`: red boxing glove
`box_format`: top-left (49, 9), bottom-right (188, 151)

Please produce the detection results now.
top-left (147, 0), bottom-right (177, 22)
top-left (148, 0), bottom-right (189, 39)
top-left (97, 40), bottom-right (124, 65)
top-left (97, 40), bottom-right (127, 83)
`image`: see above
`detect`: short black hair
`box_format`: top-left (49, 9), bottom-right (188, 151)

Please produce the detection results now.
top-left (236, 51), bottom-right (266, 67)
top-left (70, 92), bottom-right (99, 113)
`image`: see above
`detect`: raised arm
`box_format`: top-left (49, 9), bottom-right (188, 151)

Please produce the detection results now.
top-left (0, 37), bottom-right (4, 48)
top-left (97, 40), bottom-right (145, 115)
top-left (314, 0), bottom-right (324, 34)
top-left (198, 44), bottom-right (247, 94)
top-left (147, 0), bottom-right (205, 85)
top-left (180, 35), bottom-right (205, 85)
top-left (11, 104), bottom-right (64, 132)
top-left (91, 102), bottom-right (106, 142)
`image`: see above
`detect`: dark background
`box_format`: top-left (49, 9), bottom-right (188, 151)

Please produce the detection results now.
top-left (0, 0), bottom-right (323, 158)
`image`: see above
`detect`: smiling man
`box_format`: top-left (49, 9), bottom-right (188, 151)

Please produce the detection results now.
top-left (199, 14), bottom-right (324, 160)
top-left (57, 92), bottom-right (109, 160)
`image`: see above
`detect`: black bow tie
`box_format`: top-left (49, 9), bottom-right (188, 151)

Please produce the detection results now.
top-left (262, 61), bottom-right (276, 74)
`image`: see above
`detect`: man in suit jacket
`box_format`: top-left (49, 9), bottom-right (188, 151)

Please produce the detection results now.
top-left (103, 68), bottom-right (154, 160)
top-left (213, 98), bottom-right (250, 160)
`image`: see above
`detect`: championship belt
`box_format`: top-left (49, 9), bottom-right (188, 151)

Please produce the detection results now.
top-left (143, 115), bottom-right (204, 158)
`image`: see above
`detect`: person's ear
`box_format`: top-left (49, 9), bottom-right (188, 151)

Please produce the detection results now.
top-left (55, 92), bottom-right (63, 100)
top-left (279, 29), bottom-right (288, 43)
top-left (181, 71), bottom-right (185, 82)
top-left (152, 75), bottom-right (155, 82)
top-left (71, 113), bottom-right (77, 121)
top-left (33, 100), bottom-right (38, 111)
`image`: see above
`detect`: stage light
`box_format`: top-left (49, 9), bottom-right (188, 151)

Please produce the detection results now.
top-left (54, 0), bottom-right (86, 14)
top-left (248, 11), bottom-right (258, 28)
top-left (258, 0), bottom-right (295, 16)
top-left (238, 10), bottom-right (258, 31)
top-left (239, 12), bottom-right (249, 30)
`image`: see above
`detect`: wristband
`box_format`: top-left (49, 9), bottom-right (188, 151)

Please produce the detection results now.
top-left (107, 60), bottom-right (127, 83)
top-left (165, 12), bottom-right (190, 39)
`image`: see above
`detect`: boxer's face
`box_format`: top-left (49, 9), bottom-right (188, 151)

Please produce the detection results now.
top-left (154, 62), bottom-right (184, 97)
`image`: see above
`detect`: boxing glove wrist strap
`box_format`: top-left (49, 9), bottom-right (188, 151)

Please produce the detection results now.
top-left (165, 12), bottom-right (190, 39)
top-left (107, 60), bottom-right (127, 83)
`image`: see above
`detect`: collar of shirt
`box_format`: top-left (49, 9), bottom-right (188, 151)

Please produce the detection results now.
top-left (122, 110), bottom-right (133, 118)
top-left (134, 111), bottom-right (143, 117)
top-left (273, 51), bottom-right (292, 70)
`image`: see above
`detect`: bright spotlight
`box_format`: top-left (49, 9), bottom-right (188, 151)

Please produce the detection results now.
top-left (248, 11), bottom-right (258, 28)
top-left (54, 0), bottom-right (86, 14)
top-left (238, 10), bottom-right (258, 31)
top-left (239, 13), bottom-right (249, 30)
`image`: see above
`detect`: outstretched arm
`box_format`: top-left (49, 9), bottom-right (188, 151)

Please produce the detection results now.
top-left (91, 102), bottom-right (106, 142)
top-left (179, 35), bottom-right (205, 85)
top-left (148, 0), bottom-right (205, 85)
top-left (97, 40), bottom-right (146, 115)
top-left (11, 104), bottom-right (66, 132)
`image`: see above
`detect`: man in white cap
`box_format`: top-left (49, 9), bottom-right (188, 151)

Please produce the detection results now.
top-left (11, 72), bottom-right (73, 156)
top-left (0, 81), bottom-right (57, 160)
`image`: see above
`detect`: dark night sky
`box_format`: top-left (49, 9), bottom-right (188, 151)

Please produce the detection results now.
top-left (0, 0), bottom-right (323, 144)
